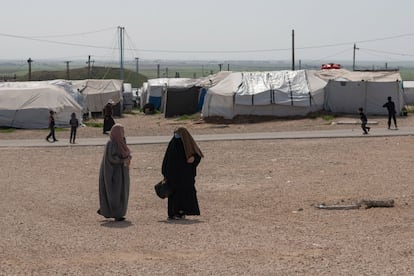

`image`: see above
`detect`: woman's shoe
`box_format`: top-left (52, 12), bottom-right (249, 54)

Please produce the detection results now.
top-left (115, 217), bottom-right (125, 221)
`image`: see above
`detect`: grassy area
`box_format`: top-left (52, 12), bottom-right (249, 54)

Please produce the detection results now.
top-left (175, 114), bottom-right (199, 121)
top-left (0, 128), bottom-right (15, 133)
top-left (84, 121), bottom-right (103, 128)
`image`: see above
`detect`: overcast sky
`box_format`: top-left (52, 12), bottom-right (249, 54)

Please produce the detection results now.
top-left (1, 0), bottom-right (414, 64)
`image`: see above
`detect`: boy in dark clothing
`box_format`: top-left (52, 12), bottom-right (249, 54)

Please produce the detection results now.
top-left (382, 96), bottom-right (398, 129)
top-left (69, 112), bottom-right (79, 144)
top-left (46, 110), bottom-right (58, 142)
top-left (358, 107), bottom-right (370, 135)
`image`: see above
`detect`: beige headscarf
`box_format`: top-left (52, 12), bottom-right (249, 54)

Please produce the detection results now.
top-left (110, 124), bottom-right (131, 158)
top-left (175, 127), bottom-right (204, 159)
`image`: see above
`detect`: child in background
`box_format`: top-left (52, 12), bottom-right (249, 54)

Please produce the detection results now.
top-left (358, 107), bottom-right (370, 135)
top-left (69, 112), bottom-right (79, 144)
top-left (46, 110), bottom-right (58, 142)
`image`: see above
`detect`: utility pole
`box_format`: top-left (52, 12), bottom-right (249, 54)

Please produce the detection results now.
top-left (135, 57), bottom-right (139, 87)
top-left (118, 26), bottom-right (125, 81)
top-left (352, 43), bottom-right (359, 71)
top-left (157, 64), bottom-right (160, 78)
top-left (65, 61), bottom-right (71, 80)
top-left (291, 29), bottom-right (295, 71)
top-left (27, 58), bottom-right (33, 81)
top-left (86, 55), bottom-right (94, 78)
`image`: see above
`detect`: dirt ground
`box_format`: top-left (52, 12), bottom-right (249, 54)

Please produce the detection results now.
top-left (1, 112), bottom-right (414, 275)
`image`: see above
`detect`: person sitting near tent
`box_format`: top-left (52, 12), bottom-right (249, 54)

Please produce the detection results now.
top-left (382, 96), bottom-right (398, 130)
top-left (358, 107), bottom-right (370, 135)
top-left (143, 103), bottom-right (155, 115)
top-left (103, 99), bottom-right (115, 134)
top-left (162, 127), bottom-right (204, 220)
top-left (45, 110), bottom-right (58, 142)
top-left (97, 123), bottom-right (131, 221)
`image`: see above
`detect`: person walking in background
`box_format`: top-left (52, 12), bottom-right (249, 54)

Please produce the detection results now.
top-left (358, 107), bottom-right (370, 135)
top-left (69, 112), bottom-right (79, 144)
top-left (162, 127), bottom-right (204, 220)
top-left (103, 100), bottom-right (115, 134)
top-left (97, 124), bottom-right (132, 222)
top-left (46, 110), bottom-right (58, 142)
top-left (383, 96), bottom-right (398, 129)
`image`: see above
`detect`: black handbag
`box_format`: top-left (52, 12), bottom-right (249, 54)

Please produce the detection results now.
top-left (154, 179), bottom-right (172, 199)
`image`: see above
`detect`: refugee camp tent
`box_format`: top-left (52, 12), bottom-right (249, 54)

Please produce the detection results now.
top-left (320, 69), bottom-right (404, 115)
top-left (201, 70), bottom-right (326, 119)
top-left (402, 80), bottom-right (414, 105)
top-left (122, 83), bottom-right (134, 112)
top-left (71, 79), bottom-right (123, 116)
top-left (145, 78), bottom-right (196, 111)
top-left (141, 72), bottom-right (232, 116)
top-left (0, 81), bottom-right (82, 129)
top-left (139, 82), bottom-right (148, 109)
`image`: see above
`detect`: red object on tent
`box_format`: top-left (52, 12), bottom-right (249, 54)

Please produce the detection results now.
top-left (321, 63), bottom-right (341, 69)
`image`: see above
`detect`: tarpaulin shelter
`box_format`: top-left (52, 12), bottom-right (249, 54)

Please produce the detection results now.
top-left (402, 80), bottom-right (414, 105)
top-left (71, 79), bottom-right (123, 116)
top-left (0, 81), bottom-right (82, 129)
top-left (319, 69), bottom-right (404, 115)
top-left (201, 70), bottom-right (326, 119)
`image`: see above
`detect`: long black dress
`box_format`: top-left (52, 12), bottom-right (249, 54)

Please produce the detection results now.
top-left (162, 137), bottom-right (201, 218)
top-left (103, 104), bottom-right (115, 133)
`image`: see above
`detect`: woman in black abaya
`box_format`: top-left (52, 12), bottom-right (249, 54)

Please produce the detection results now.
top-left (162, 127), bottom-right (204, 220)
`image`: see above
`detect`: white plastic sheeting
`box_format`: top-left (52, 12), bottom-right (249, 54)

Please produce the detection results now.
top-left (71, 79), bottom-right (123, 113)
top-left (0, 81), bottom-right (83, 129)
top-left (202, 69), bottom-right (405, 119)
top-left (402, 81), bottom-right (414, 105)
top-left (202, 70), bottom-right (325, 119)
top-left (325, 80), bottom-right (403, 115)
top-left (235, 71), bottom-right (311, 106)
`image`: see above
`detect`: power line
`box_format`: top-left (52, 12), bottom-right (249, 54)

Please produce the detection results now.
top-left (0, 32), bottom-right (114, 50)
top-left (360, 48), bottom-right (414, 57)
top-left (28, 27), bottom-right (116, 38)
top-left (2, 29), bottom-right (414, 56)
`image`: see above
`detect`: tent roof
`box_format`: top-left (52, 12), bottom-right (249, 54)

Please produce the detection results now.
top-left (147, 78), bottom-right (197, 88)
top-left (312, 69), bottom-right (401, 82)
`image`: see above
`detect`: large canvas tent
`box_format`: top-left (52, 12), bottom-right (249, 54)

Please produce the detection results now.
top-left (145, 78), bottom-right (198, 112)
top-left (402, 80), bottom-right (414, 105)
top-left (320, 69), bottom-right (404, 115)
top-left (201, 70), bottom-right (326, 119)
top-left (71, 79), bottom-right (123, 115)
top-left (140, 72), bottom-right (232, 116)
top-left (0, 81), bottom-right (82, 129)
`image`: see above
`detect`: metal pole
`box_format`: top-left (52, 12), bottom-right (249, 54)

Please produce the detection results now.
top-left (87, 55), bottom-right (91, 78)
top-left (65, 61), bottom-right (71, 80)
top-left (353, 43), bottom-right (359, 71)
top-left (135, 57), bottom-right (139, 87)
top-left (27, 58), bottom-right (33, 81)
top-left (119, 26), bottom-right (124, 80)
top-left (291, 29), bottom-right (295, 71)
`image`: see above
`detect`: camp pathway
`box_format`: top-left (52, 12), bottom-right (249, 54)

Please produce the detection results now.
top-left (1, 127), bottom-right (414, 148)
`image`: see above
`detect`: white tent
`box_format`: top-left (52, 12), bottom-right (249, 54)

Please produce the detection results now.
top-left (0, 81), bottom-right (83, 129)
top-left (71, 79), bottom-right (123, 113)
top-left (402, 80), bottom-right (414, 105)
top-left (321, 70), bottom-right (404, 115)
top-left (201, 70), bottom-right (325, 119)
top-left (145, 78), bottom-right (198, 111)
